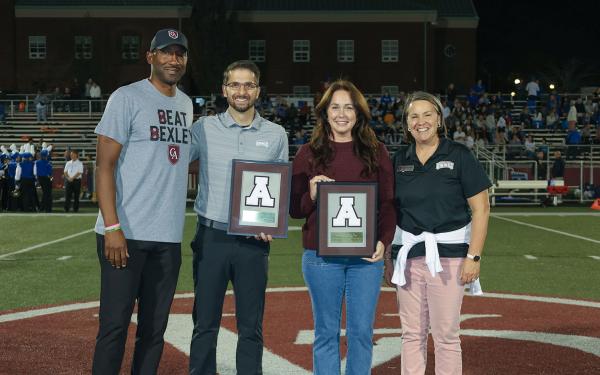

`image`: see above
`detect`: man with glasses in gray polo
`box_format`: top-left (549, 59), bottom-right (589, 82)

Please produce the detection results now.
top-left (189, 60), bottom-right (288, 374)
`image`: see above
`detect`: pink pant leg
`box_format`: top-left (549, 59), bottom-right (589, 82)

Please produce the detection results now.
top-left (427, 257), bottom-right (465, 375)
top-left (397, 257), bottom-right (429, 375)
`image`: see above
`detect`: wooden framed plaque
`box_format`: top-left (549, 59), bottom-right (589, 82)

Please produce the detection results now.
top-left (316, 182), bottom-right (378, 257)
top-left (227, 159), bottom-right (292, 238)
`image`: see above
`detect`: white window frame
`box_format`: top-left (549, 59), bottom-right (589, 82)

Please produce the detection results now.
top-left (29, 36), bottom-right (46, 59)
top-left (121, 35), bottom-right (140, 60)
top-left (293, 40), bottom-right (310, 62)
top-left (75, 36), bottom-right (93, 60)
top-left (249, 40), bottom-right (266, 62)
top-left (381, 40), bottom-right (398, 62)
top-left (337, 40), bottom-right (354, 62)
top-left (293, 86), bottom-right (311, 96)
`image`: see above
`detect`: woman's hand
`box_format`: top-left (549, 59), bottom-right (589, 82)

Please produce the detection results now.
top-left (362, 241), bottom-right (385, 263)
top-left (460, 258), bottom-right (480, 284)
top-left (309, 175), bottom-right (334, 201)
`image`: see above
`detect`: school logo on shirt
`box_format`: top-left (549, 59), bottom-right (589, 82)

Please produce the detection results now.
top-left (436, 161), bottom-right (454, 170)
top-left (256, 140), bottom-right (269, 148)
top-left (168, 144), bottom-right (179, 165)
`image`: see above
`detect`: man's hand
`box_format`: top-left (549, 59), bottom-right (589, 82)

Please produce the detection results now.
top-left (254, 232), bottom-right (273, 243)
top-left (104, 230), bottom-right (129, 269)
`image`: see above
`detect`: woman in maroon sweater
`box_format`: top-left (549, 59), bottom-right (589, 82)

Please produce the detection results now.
top-left (290, 80), bottom-right (396, 374)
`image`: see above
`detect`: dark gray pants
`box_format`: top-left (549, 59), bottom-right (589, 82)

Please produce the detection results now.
top-left (92, 234), bottom-right (181, 375)
top-left (189, 220), bottom-right (269, 375)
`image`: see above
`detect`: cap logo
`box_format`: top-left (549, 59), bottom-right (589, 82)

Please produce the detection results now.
top-left (168, 30), bottom-right (179, 39)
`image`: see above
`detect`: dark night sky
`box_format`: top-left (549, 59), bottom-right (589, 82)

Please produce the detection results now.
top-left (472, 0), bottom-right (600, 91)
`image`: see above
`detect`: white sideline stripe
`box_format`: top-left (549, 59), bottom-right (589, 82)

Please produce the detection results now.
top-left (491, 215), bottom-right (600, 244)
top-left (2, 287), bottom-right (599, 324)
top-left (56, 256), bottom-right (72, 261)
top-left (0, 229), bottom-right (95, 260)
top-left (590, 256), bottom-right (600, 260)
top-left (492, 212), bottom-right (600, 217)
top-left (524, 255), bottom-right (538, 260)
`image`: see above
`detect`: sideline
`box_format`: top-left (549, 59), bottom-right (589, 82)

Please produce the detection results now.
top-left (491, 215), bottom-right (600, 245)
top-left (0, 229), bottom-right (95, 260)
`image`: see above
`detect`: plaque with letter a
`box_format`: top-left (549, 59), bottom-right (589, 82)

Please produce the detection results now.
top-left (316, 182), bottom-right (378, 257)
top-left (228, 159), bottom-right (292, 238)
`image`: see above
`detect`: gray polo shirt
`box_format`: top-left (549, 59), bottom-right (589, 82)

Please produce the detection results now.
top-left (190, 110), bottom-right (289, 223)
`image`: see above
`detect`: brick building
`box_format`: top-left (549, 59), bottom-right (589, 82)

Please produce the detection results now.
top-left (0, 0), bottom-right (478, 95)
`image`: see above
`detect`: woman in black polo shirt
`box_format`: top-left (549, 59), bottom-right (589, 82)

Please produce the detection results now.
top-left (385, 91), bottom-right (491, 374)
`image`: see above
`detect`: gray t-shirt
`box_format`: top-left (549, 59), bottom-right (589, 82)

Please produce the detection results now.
top-left (94, 79), bottom-right (193, 243)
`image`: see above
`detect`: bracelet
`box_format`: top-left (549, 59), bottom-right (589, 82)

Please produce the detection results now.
top-left (105, 223), bottom-right (121, 233)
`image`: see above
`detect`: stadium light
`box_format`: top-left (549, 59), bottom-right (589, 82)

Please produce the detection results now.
top-left (510, 91), bottom-right (516, 97)
top-left (514, 78), bottom-right (521, 85)
top-left (549, 84), bottom-right (555, 90)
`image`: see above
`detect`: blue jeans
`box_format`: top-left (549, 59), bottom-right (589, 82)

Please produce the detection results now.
top-left (302, 249), bottom-right (384, 375)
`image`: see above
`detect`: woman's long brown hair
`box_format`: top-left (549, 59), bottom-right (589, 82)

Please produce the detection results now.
top-left (309, 80), bottom-right (380, 177)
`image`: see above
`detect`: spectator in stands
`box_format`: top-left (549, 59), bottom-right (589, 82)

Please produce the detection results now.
top-left (519, 106), bottom-right (531, 128)
top-left (90, 81), bottom-right (102, 111)
top-left (63, 149), bottom-right (83, 212)
top-left (551, 150), bottom-right (565, 179)
top-left (453, 125), bottom-right (466, 145)
top-left (380, 90), bottom-right (393, 107)
top-left (70, 77), bottom-right (81, 99)
top-left (565, 121), bottom-right (582, 159)
top-left (581, 123), bottom-right (593, 144)
top-left (525, 77), bottom-right (540, 109)
top-left (84, 78), bottom-right (93, 98)
top-left (594, 126), bottom-right (600, 145)
top-left (546, 108), bottom-right (560, 130)
top-left (575, 98), bottom-right (586, 125)
top-left (34, 90), bottom-right (48, 122)
top-left (0, 153), bottom-right (8, 211)
top-left (524, 134), bottom-right (536, 159)
top-left (445, 83), bottom-right (457, 108)
top-left (507, 133), bottom-right (523, 159)
top-left (471, 79), bottom-right (485, 97)
top-left (535, 150), bottom-right (547, 180)
top-left (442, 99), bottom-right (451, 120)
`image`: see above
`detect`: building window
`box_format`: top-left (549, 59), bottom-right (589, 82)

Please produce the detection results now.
top-left (29, 36), bottom-right (46, 59)
top-left (75, 36), bottom-right (93, 60)
top-left (381, 85), bottom-right (399, 96)
top-left (293, 86), bottom-right (311, 96)
top-left (293, 40), bottom-right (310, 62)
top-left (249, 40), bottom-right (266, 62)
top-left (337, 40), bottom-right (354, 62)
top-left (121, 35), bottom-right (140, 60)
top-left (381, 40), bottom-right (398, 62)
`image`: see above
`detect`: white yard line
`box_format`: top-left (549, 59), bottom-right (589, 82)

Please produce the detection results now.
top-left (56, 256), bottom-right (72, 261)
top-left (0, 229), bottom-right (94, 260)
top-left (590, 256), bottom-right (600, 261)
top-left (491, 215), bottom-right (600, 245)
top-left (492, 212), bottom-right (600, 217)
top-left (524, 255), bottom-right (538, 260)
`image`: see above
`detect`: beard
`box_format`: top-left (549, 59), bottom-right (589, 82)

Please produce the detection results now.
top-left (227, 94), bottom-right (256, 113)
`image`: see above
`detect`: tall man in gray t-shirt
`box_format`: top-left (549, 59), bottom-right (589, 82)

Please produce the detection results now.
top-left (189, 60), bottom-right (289, 374)
top-left (92, 29), bottom-right (192, 375)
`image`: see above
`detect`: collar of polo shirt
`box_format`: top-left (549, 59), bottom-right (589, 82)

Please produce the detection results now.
top-left (405, 137), bottom-right (451, 160)
top-left (222, 110), bottom-right (263, 130)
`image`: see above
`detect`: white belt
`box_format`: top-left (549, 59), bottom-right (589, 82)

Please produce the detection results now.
top-left (391, 223), bottom-right (483, 295)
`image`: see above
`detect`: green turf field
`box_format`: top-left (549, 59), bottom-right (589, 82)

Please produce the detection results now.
top-left (1, 206), bottom-right (599, 311)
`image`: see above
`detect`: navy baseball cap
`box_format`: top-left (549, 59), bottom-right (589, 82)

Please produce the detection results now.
top-left (150, 29), bottom-right (188, 51)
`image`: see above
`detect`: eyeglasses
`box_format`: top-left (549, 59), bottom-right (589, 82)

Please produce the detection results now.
top-left (154, 48), bottom-right (187, 61)
top-left (224, 82), bottom-right (259, 91)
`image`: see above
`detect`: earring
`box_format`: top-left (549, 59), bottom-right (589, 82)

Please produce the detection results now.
top-left (438, 123), bottom-right (442, 128)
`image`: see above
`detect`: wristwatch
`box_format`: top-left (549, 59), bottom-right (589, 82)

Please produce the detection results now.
top-left (466, 253), bottom-right (481, 262)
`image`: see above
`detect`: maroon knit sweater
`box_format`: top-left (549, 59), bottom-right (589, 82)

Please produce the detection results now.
top-left (290, 141), bottom-right (396, 251)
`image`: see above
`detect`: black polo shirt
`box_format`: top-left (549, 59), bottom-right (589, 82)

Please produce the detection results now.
top-left (393, 138), bottom-right (492, 259)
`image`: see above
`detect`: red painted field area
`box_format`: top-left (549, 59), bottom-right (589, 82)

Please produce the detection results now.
top-left (1, 289), bottom-right (599, 374)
